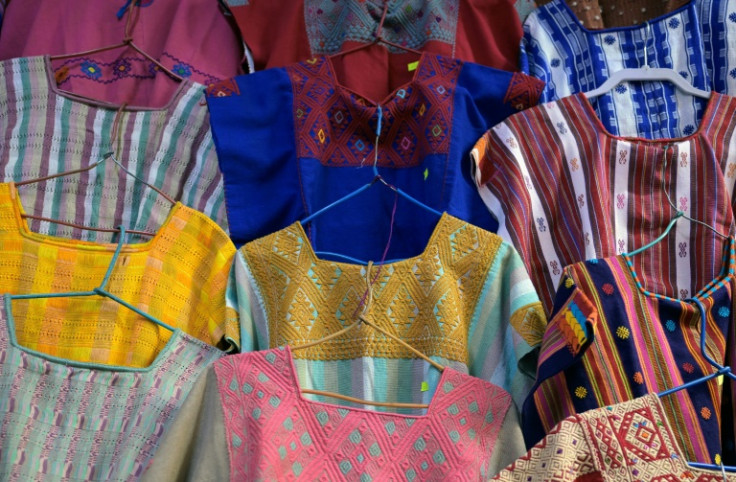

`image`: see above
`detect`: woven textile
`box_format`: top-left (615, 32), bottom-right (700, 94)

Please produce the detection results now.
top-left (0, 56), bottom-right (228, 243)
top-left (222, 0), bottom-right (523, 72)
top-left (234, 213), bottom-right (546, 409)
top-left (0, 296), bottom-right (224, 481)
top-left (144, 346), bottom-right (523, 481)
top-left (522, 0), bottom-right (736, 138)
top-left (522, 240), bottom-right (735, 464)
top-left (0, 0), bottom-right (243, 107)
top-left (0, 182), bottom-right (237, 367)
top-left (472, 93), bottom-right (736, 316)
top-left (207, 52), bottom-right (543, 259)
top-left (494, 394), bottom-right (736, 481)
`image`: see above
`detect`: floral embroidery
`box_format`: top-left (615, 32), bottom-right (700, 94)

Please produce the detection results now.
top-left (682, 362), bottom-right (695, 374)
top-left (574, 386), bottom-right (587, 399)
top-left (680, 289), bottom-right (689, 299)
top-left (585, 233), bottom-right (591, 246)
top-left (700, 407), bottom-right (712, 420)
top-left (727, 163), bottom-right (736, 177)
top-left (556, 122), bottom-right (568, 135)
top-left (616, 194), bottom-right (625, 209)
top-left (550, 260), bottom-right (560, 276)
top-left (506, 138), bottom-right (518, 149)
top-left (616, 326), bottom-right (630, 339)
top-left (633, 372), bottom-right (643, 384)
top-left (729, 12), bottom-right (736, 22)
top-left (682, 125), bottom-right (696, 136)
top-left (618, 150), bottom-right (627, 164)
top-left (603, 35), bottom-right (616, 45)
top-left (615, 84), bottom-right (627, 94)
top-left (550, 58), bottom-right (561, 67)
top-left (536, 217), bottom-right (547, 232)
top-left (718, 306), bottom-right (730, 318)
top-left (577, 194), bottom-right (584, 208)
top-left (602, 283), bottom-right (614, 295)
top-left (679, 71), bottom-right (689, 79)
top-left (565, 278), bottom-right (575, 289)
top-left (172, 63), bottom-right (193, 77)
top-left (112, 59), bottom-right (132, 78)
top-left (668, 18), bottom-right (680, 28)
top-left (678, 242), bottom-right (687, 258)
top-left (730, 68), bottom-right (736, 80)
top-left (679, 153), bottom-right (688, 167)
top-left (570, 158), bottom-right (579, 171)
top-left (80, 60), bottom-right (102, 79)
top-left (617, 239), bottom-right (625, 254)
top-left (665, 320), bottom-right (676, 332)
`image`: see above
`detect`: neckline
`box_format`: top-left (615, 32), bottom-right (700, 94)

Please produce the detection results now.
top-left (42, 55), bottom-right (193, 112)
top-left (282, 345), bottom-right (449, 419)
top-left (2, 294), bottom-right (183, 373)
top-left (292, 211), bottom-right (450, 269)
top-left (553, 0), bottom-right (696, 35)
top-left (319, 51), bottom-right (428, 107)
top-left (621, 236), bottom-right (736, 303)
top-left (7, 182), bottom-right (184, 254)
top-left (576, 91), bottom-right (717, 144)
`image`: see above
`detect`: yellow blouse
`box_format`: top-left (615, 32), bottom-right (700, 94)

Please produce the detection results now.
top-left (0, 183), bottom-right (237, 367)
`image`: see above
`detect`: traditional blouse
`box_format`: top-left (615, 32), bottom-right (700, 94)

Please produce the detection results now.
top-left (0, 56), bottom-right (228, 242)
top-left (233, 213), bottom-right (546, 410)
top-left (207, 52), bottom-right (543, 260)
top-left (0, 296), bottom-right (223, 481)
top-left (142, 347), bottom-right (526, 481)
top-left (472, 92), bottom-right (736, 315)
top-left (522, 0), bottom-right (736, 139)
top-left (221, 0), bottom-right (523, 72)
top-left (0, 182), bottom-right (237, 368)
top-left (494, 394), bottom-right (736, 481)
top-left (0, 0), bottom-right (244, 107)
top-left (522, 241), bottom-right (735, 465)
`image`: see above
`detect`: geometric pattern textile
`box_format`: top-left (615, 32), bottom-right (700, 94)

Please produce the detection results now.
top-left (522, 243), bottom-right (736, 464)
top-left (217, 347), bottom-right (513, 481)
top-left (494, 394), bottom-right (736, 481)
top-left (0, 297), bottom-right (223, 481)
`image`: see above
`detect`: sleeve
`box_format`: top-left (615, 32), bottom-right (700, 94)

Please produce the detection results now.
top-left (206, 69), bottom-right (302, 247)
top-left (520, 268), bottom-right (598, 448)
top-left (519, 13), bottom-right (559, 104)
top-left (487, 405), bottom-right (527, 477)
top-left (467, 240), bottom-right (547, 411)
top-left (141, 369), bottom-right (230, 482)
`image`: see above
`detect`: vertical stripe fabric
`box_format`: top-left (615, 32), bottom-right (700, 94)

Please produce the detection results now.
top-left (0, 56), bottom-right (227, 243)
top-left (472, 92), bottom-right (736, 316)
top-left (522, 0), bottom-right (736, 139)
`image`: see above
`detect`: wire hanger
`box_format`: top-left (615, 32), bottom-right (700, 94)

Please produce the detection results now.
top-left (300, 105), bottom-right (442, 264)
top-left (7, 224), bottom-right (175, 333)
top-left (329, 3), bottom-right (423, 58)
top-left (49, 3), bottom-right (183, 105)
top-left (585, 22), bottom-right (710, 99)
top-left (291, 259), bottom-right (445, 410)
top-left (15, 103), bottom-right (176, 238)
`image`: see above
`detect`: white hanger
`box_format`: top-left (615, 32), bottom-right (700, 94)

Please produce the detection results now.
top-left (585, 23), bottom-right (710, 100)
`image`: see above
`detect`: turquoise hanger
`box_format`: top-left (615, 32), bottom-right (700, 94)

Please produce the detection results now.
top-left (8, 225), bottom-right (175, 332)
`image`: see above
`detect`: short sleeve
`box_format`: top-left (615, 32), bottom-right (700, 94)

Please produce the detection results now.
top-left (206, 69), bottom-right (302, 247)
top-left (468, 240), bottom-right (547, 410)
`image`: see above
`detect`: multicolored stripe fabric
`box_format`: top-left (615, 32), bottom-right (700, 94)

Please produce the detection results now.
top-left (0, 182), bottom-right (237, 367)
top-left (522, 0), bottom-right (736, 139)
top-left (0, 56), bottom-right (227, 243)
top-left (472, 92), bottom-right (736, 316)
top-left (521, 241), bottom-right (735, 465)
top-left (233, 213), bottom-right (547, 411)
top-left (0, 295), bottom-right (223, 482)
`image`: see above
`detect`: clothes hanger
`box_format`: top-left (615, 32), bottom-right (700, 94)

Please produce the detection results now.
top-left (585, 22), bottom-right (710, 100)
top-left (300, 105), bottom-right (442, 264)
top-left (7, 224), bottom-right (176, 333)
top-left (15, 103), bottom-right (176, 238)
top-left (291, 259), bottom-right (445, 410)
top-left (49, 3), bottom-right (183, 106)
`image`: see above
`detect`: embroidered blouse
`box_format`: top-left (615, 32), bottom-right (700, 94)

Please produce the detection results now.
top-left (222, 0), bottom-right (523, 72)
top-left (522, 241), bottom-right (736, 465)
top-left (233, 213), bottom-right (546, 411)
top-left (0, 0), bottom-right (244, 107)
top-left (0, 296), bottom-right (223, 481)
top-left (142, 347), bottom-right (526, 481)
top-left (0, 182), bottom-right (237, 368)
top-left (0, 56), bottom-right (228, 243)
top-left (207, 52), bottom-right (543, 260)
top-left (522, 0), bottom-right (736, 139)
top-left (494, 394), bottom-right (736, 481)
top-left (472, 92), bottom-right (736, 316)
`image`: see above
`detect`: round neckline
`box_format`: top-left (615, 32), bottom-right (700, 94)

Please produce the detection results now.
top-left (2, 294), bottom-right (183, 373)
top-left (621, 236), bottom-right (736, 303)
top-left (294, 211), bottom-right (449, 269)
top-left (320, 51), bottom-right (428, 107)
top-left (554, 0), bottom-right (696, 35)
top-left (576, 91), bottom-right (717, 144)
top-left (283, 345), bottom-right (449, 419)
top-left (7, 182), bottom-right (184, 254)
top-left (42, 55), bottom-right (192, 112)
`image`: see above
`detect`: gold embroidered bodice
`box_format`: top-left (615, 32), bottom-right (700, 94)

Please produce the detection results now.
top-left (242, 213), bottom-right (503, 362)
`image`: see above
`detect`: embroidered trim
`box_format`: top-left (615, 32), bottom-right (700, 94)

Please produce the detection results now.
top-left (503, 72), bottom-right (544, 111)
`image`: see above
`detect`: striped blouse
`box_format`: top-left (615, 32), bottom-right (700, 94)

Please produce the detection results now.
top-left (0, 56), bottom-right (227, 243)
top-left (472, 92), bottom-right (736, 316)
top-left (0, 295), bottom-right (223, 481)
top-left (521, 242), bottom-right (736, 465)
top-left (522, 0), bottom-right (736, 139)
top-left (0, 182), bottom-right (237, 368)
top-left (232, 213), bottom-right (547, 412)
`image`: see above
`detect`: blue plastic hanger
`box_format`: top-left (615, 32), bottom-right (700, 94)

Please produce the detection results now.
top-left (300, 105), bottom-right (442, 265)
top-left (8, 225), bottom-right (175, 333)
